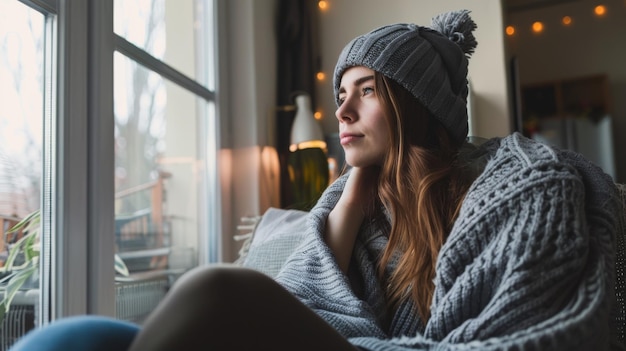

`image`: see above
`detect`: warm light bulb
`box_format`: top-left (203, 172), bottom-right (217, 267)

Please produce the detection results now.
top-left (316, 72), bottom-right (326, 81)
top-left (314, 111), bottom-right (322, 120)
top-left (594, 5), bottom-right (606, 16)
top-left (562, 16), bottom-right (572, 26)
top-left (318, 1), bottom-right (328, 10)
top-left (505, 25), bottom-right (515, 36)
top-left (532, 21), bottom-right (544, 34)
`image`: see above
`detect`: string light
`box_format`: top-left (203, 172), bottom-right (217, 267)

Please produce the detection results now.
top-left (316, 1), bottom-right (328, 123)
top-left (562, 16), bottom-right (573, 26)
top-left (506, 25), bottom-right (516, 36)
top-left (506, 3), bottom-right (611, 36)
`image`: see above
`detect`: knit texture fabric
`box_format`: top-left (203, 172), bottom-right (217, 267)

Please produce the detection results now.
top-left (613, 183), bottom-right (626, 345)
top-left (333, 10), bottom-right (477, 144)
top-left (275, 133), bottom-right (621, 350)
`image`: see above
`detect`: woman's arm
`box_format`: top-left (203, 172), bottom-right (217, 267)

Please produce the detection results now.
top-left (324, 167), bottom-right (379, 273)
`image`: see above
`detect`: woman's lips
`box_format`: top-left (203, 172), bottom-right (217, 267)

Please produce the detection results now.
top-left (340, 133), bottom-right (363, 145)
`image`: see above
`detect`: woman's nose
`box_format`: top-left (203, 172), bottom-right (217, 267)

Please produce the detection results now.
top-left (335, 102), bottom-right (355, 123)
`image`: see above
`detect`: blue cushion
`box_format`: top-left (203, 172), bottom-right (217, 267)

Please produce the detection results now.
top-left (10, 316), bottom-right (140, 351)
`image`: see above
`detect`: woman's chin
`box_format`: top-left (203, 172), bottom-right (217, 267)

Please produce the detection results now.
top-left (344, 156), bottom-right (361, 168)
top-left (344, 156), bottom-right (378, 169)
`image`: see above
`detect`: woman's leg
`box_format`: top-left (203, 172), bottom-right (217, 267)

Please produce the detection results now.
top-left (127, 264), bottom-right (358, 351)
top-left (9, 315), bottom-right (139, 351)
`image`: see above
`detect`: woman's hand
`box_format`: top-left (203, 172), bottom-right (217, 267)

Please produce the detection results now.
top-left (325, 166), bottom-right (380, 273)
top-left (340, 166), bottom-right (381, 216)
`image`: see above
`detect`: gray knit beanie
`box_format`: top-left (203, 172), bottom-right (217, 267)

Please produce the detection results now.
top-left (333, 10), bottom-right (478, 143)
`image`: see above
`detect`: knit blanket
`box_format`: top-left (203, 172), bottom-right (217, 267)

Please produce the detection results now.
top-left (275, 133), bottom-right (622, 350)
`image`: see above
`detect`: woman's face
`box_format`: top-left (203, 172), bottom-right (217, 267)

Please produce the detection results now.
top-left (336, 66), bottom-right (390, 167)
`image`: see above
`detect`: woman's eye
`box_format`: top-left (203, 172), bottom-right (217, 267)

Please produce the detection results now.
top-left (362, 87), bottom-right (374, 95)
top-left (337, 96), bottom-right (346, 105)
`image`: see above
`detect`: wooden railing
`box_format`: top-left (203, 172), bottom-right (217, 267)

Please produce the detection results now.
top-left (0, 171), bottom-right (171, 270)
top-left (114, 171), bottom-right (171, 272)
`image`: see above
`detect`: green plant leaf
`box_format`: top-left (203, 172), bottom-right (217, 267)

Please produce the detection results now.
top-left (0, 210), bottom-right (40, 325)
top-left (0, 302), bottom-right (7, 323)
top-left (23, 233), bottom-right (39, 262)
top-left (0, 263), bottom-right (38, 318)
top-left (1, 208), bottom-right (131, 326)
top-left (6, 210), bottom-right (40, 234)
top-left (1, 210), bottom-right (40, 273)
top-left (0, 271), bottom-right (17, 285)
top-left (0, 231), bottom-right (39, 273)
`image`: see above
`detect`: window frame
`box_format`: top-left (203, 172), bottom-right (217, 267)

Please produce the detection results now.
top-left (14, 0), bottom-right (222, 324)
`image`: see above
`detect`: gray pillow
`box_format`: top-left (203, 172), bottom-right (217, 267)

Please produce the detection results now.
top-left (239, 207), bottom-right (308, 278)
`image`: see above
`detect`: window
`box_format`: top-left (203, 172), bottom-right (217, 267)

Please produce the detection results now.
top-left (0, 0), bottom-right (220, 348)
top-left (113, 0), bottom-right (218, 323)
top-left (0, 1), bottom-right (47, 348)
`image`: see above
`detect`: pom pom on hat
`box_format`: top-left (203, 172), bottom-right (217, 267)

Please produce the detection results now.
top-left (430, 10), bottom-right (478, 58)
top-left (333, 10), bottom-right (478, 144)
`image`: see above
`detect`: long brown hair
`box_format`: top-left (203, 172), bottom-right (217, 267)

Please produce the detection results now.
top-left (374, 72), bottom-right (474, 323)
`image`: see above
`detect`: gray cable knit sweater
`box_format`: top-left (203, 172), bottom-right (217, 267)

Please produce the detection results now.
top-left (275, 133), bottom-right (622, 350)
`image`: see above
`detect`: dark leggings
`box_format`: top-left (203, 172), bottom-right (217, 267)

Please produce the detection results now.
top-left (127, 264), bottom-right (358, 351)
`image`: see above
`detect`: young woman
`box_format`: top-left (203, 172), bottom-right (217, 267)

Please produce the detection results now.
top-left (10, 9), bottom-right (622, 351)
